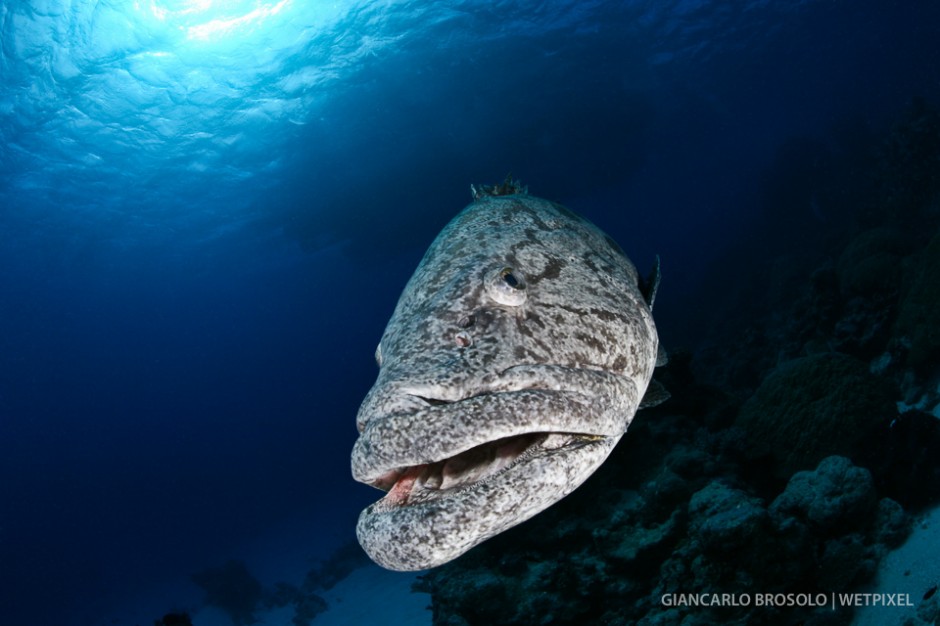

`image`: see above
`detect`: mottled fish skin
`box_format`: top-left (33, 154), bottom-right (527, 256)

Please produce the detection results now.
top-left (351, 190), bottom-right (659, 571)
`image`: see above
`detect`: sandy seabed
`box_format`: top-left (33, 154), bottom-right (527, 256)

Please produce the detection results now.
top-left (853, 503), bottom-right (940, 626)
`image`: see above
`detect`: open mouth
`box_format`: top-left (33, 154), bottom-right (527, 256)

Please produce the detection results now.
top-left (368, 431), bottom-right (604, 510)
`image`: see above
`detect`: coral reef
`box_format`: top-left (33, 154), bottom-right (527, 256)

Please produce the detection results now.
top-left (769, 456), bottom-right (877, 533)
top-left (687, 482), bottom-right (766, 553)
top-left (192, 560), bottom-right (263, 626)
top-left (872, 96), bottom-right (940, 229)
top-left (263, 581), bottom-right (328, 626)
top-left (190, 552), bottom-right (350, 626)
top-left (893, 230), bottom-right (940, 372)
top-left (735, 353), bottom-right (896, 479)
top-left (836, 228), bottom-right (910, 299)
top-left (154, 612), bottom-right (193, 626)
top-left (301, 539), bottom-right (371, 593)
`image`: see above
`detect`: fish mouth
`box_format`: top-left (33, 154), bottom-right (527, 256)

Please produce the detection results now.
top-left (350, 365), bottom-right (640, 570)
top-left (367, 430), bottom-right (606, 511)
top-left (354, 415), bottom-right (620, 571)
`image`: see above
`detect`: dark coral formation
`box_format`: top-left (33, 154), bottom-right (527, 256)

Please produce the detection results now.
top-left (192, 560), bottom-right (264, 626)
top-left (893, 231), bottom-right (940, 372)
top-left (154, 612), bottom-right (193, 626)
top-left (264, 540), bottom-right (371, 626)
top-left (735, 353), bottom-right (896, 479)
top-left (415, 100), bottom-right (940, 626)
top-left (872, 97), bottom-right (940, 228)
top-left (301, 538), bottom-right (371, 593)
top-left (189, 547), bottom-right (368, 626)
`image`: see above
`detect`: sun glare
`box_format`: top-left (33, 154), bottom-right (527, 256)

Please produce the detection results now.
top-left (141, 0), bottom-right (294, 43)
top-left (188, 0), bottom-right (290, 40)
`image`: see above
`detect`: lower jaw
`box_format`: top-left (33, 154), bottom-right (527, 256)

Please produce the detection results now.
top-left (356, 435), bottom-right (619, 571)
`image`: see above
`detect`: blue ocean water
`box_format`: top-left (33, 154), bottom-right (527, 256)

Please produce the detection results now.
top-left (1, 1), bottom-right (938, 625)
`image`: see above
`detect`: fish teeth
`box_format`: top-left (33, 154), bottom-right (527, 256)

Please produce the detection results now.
top-left (420, 467), bottom-right (443, 490)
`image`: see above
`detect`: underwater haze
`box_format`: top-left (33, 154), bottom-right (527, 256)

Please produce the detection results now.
top-left (2, 1), bottom-right (939, 625)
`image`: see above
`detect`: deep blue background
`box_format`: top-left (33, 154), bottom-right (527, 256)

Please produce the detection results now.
top-left (1, 1), bottom-right (938, 624)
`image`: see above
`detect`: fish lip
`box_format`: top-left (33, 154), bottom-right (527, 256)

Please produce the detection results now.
top-left (388, 361), bottom-right (622, 409)
top-left (352, 366), bottom-right (639, 486)
top-left (356, 389), bottom-right (554, 490)
top-left (367, 431), bottom-right (608, 511)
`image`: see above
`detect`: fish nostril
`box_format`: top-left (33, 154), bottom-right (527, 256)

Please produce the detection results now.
top-left (458, 314), bottom-right (475, 328)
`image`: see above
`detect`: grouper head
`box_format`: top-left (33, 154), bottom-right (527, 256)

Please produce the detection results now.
top-left (351, 184), bottom-right (660, 571)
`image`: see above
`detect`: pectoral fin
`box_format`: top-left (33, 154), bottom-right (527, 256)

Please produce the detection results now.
top-left (639, 378), bottom-right (670, 409)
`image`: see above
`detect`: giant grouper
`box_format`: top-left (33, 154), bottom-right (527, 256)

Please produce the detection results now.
top-left (351, 179), bottom-right (666, 571)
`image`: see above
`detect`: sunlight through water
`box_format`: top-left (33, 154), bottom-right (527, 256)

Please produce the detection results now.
top-left (143, 0), bottom-right (294, 43)
top-left (0, 0), bottom-right (355, 223)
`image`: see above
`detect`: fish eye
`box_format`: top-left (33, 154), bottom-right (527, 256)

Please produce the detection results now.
top-left (485, 266), bottom-right (527, 306)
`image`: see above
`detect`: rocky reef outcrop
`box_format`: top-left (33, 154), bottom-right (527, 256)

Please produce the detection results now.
top-left (186, 541), bottom-right (370, 626)
top-left (735, 353), bottom-right (896, 479)
top-left (893, 231), bottom-right (940, 373)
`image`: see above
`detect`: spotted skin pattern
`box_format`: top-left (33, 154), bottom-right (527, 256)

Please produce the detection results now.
top-left (351, 191), bottom-right (659, 571)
